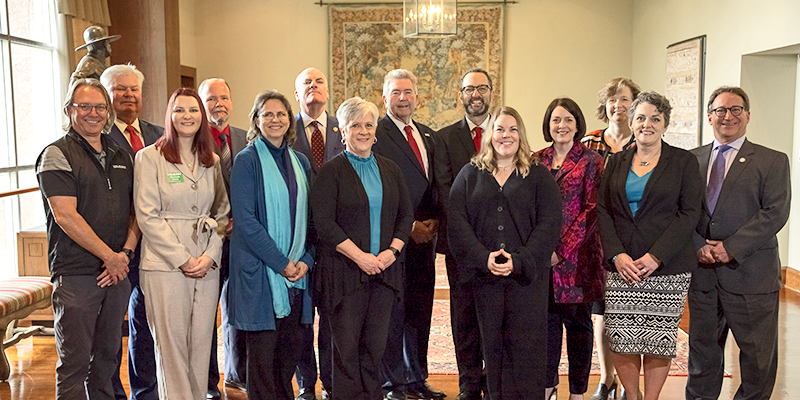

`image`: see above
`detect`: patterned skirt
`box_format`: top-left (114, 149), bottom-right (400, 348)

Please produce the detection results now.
top-left (604, 271), bottom-right (691, 358)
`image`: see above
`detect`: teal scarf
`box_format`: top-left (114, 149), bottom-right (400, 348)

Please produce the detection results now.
top-left (254, 138), bottom-right (308, 319)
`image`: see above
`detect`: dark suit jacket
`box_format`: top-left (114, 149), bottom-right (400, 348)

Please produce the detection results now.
top-left (310, 152), bottom-right (413, 311)
top-left (597, 141), bottom-right (703, 276)
top-left (107, 119), bottom-right (164, 156)
top-left (216, 125), bottom-right (248, 196)
top-left (434, 118), bottom-right (477, 254)
top-left (373, 114), bottom-right (438, 221)
top-left (293, 112), bottom-right (346, 178)
top-left (691, 139), bottom-right (791, 294)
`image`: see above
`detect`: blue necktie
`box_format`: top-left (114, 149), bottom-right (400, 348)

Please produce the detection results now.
top-left (706, 145), bottom-right (731, 214)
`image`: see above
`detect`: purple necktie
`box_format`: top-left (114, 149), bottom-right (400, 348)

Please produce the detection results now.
top-left (706, 145), bottom-right (731, 214)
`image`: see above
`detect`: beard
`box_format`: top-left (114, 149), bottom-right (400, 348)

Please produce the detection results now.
top-left (463, 98), bottom-right (489, 117)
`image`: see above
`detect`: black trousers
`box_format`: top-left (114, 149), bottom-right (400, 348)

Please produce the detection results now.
top-left (445, 254), bottom-right (484, 393)
top-left (474, 276), bottom-right (548, 400)
top-left (686, 284), bottom-right (779, 400)
top-left (546, 302), bottom-right (593, 394)
top-left (382, 241), bottom-right (436, 388)
top-left (330, 279), bottom-right (395, 400)
top-left (245, 291), bottom-right (303, 400)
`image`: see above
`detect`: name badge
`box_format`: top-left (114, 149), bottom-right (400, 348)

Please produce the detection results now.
top-left (167, 172), bottom-right (184, 183)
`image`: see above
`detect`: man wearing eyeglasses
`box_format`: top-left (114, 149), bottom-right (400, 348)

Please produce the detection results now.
top-left (101, 64), bottom-right (164, 400)
top-left (36, 78), bottom-right (138, 399)
top-left (433, 68), bottom-right (493, 400)
top-left (686, 86), bottom-right (790, 400)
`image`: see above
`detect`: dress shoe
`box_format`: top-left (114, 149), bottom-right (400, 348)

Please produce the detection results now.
top-left (385, 389), bottom-right (408, 400)
top-left (296, 387), bottom-right (317, 400)
top-left (321, 387), bottom-right (332, 400)
top-left (589, 376), bottom-right (618, 400)
top-left (225, 379), bottom-right (247, 393)
top-left (406, 381), bottom-right (446, 399)
top-left (546, 387), bottom-right (557, 400)
top-left (455, 390), bottom-right (482, 400)
top-left (206, 387), bottom-right (221, 400)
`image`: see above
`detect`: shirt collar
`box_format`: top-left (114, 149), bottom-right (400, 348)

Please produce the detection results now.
top-left (211, 124), bottom-right (230, 140)
top-left (712, 135), bottom-right (746, 152)
top-left (466, 114), bottom-right (492, 136)
top-left (300, 110), bottom-right (327, 130)
top-left (114, 118), bottom-right (140, 134)
top-left (387, 112), bottom-right (415, 134)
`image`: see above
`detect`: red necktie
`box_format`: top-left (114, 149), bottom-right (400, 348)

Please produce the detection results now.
top-left (473, 127), bottom-right (482, 152)
top-left (310, 121), bottom-right (325, 169)
top-left (126, 125), bottom-right (144, 153)
top-left (404, 125), bottom-right (425, 174)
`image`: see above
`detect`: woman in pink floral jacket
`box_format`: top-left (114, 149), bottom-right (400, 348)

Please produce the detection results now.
top-left (537, 98), bottom-right (605, 400)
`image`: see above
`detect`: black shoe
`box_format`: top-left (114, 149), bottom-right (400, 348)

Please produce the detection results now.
top-left (321, 387), bottom-right (332, 400)
top-left (546, 387), bottom-right (557, 400)
top-left (296, 387), bottom-right (317, 400)
top-left (455, 391), bottom-right (482, 400)
top-left (385, 389), bottom-right (408, 400)
top-left (206, 387), bottom-right (221, 400)
top-left (406, 382), bottom-right (446, 399)
top-left (589, 376), bottom-right (619, 400)
top-left (225, 379), bottom-right (247, 393)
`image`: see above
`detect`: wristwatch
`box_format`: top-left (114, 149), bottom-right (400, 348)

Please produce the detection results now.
top-left (121, 248), bottom-right (134, 258)
top-left (389, 246), bottom-right (401, 258)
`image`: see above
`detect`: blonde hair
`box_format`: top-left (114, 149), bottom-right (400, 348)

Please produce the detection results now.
top-left (471, 106), bottom-right (538, 177)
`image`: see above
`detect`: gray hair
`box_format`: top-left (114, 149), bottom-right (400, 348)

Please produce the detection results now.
top-left (629, 91), bottom-right (672, 127)
top-left (63, 78), bottom-right (116, 133)
top-left (707, 86), bottom-right (750, 114)
top-left (198, 78), bottom-right (231, 97)
top-left (382, 69), bottom-right (418, 97)
top-left (337, 97), bottom-right (379, 130)
top-left (100, 63), bottom-right (145, 91)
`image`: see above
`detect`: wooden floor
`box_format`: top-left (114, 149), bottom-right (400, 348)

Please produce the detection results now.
top-left (2, 288), bottom-right (799, 399)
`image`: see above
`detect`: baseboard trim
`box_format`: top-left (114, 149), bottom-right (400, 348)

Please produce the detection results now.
top-left (782, 266), bottom-right (800, 292)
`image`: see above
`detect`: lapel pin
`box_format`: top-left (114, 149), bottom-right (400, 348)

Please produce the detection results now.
top-left (739, 157), bottom-right (745, 163)
top-left (333, 127), bottom-right (338, 132)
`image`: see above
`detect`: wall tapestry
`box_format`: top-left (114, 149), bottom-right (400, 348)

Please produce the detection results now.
top-left (329, 5), bottom-right (504, 130)
top-left (664, 35), bottom-right (706, 149)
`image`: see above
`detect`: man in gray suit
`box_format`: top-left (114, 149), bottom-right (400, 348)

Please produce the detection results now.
top-left (101, 63), bottom-right (163, 400)
top-left (198, 78), bottom-right (248, 399)
top-left (292, 67), bottom-right (343, 400)
top-left (686, 86), bottom-right (791, 400)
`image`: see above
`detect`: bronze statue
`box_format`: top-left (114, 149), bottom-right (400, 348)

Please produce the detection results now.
top-left (71, 26), bottom-right (121, 82)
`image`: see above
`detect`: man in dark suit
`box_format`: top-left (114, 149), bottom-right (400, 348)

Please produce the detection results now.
top-left (291, 67), bottom-right (343, 400)
top-left (373, 69), bottom-right (443, 400)
top-left (686, 86), bottom-right (791, 400)
top-left (433, 68), bottom-right (493, 400)
top-left (101, 63), bottom-right (164, 400)
top-left (198, 78), bottom-right (248, 399)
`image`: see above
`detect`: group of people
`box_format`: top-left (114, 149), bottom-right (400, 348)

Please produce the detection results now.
top-left (35, 61), bottom-right (789, 400)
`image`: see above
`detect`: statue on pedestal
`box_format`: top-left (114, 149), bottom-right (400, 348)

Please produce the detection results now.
top-left (71, 26), bottom-right (121, 82)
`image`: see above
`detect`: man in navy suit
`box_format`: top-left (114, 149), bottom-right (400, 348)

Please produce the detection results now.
top-left (433, 68), bottom-right (493, 400)
top-left (374, 69), bottom-right (443, 400)
top-left (686, 86), bottom-right (791, 400)
top-left (291, 67), bottom-right (344, 400)
top-left (198, 78), bottom-right (248, 399)
top-left (101, 63), bottom-right (163, 400)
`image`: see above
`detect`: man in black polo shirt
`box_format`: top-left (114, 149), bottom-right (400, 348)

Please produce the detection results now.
top-left (36, 78), bottom-right (139, 399)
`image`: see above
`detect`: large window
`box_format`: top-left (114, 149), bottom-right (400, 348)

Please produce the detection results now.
top-left (0, 0), bottom-right (66, 279)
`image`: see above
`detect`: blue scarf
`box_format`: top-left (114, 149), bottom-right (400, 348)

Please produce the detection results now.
top-left (254, 138), bottom-right (308, 319)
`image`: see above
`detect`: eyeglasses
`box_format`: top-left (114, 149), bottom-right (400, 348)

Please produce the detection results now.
top-left (261, 111), bottom-right (288, 120)
top-left (461, 85), bottom-right (491, 95)
top-left (711, 106), bottom-right (745, 117)
top-left (72, 103), bottom-right (108, 113)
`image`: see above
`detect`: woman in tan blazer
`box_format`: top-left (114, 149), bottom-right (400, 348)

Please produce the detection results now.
top-left (134, 87), bottom-right (229, 400)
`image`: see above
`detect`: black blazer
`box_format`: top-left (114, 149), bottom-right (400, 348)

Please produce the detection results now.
top-left (597, 141), bottom-right (703, 276)
top-left (434, 117), bottom-right (478, 254)
top-left (310, 152), bottom-right (414, 311)
top-left (691, 139), bottom-right (791, 294)
top-left (373, 114), bottom-right (439, 221)
top-left (107, 119), bottom-right (164, 156)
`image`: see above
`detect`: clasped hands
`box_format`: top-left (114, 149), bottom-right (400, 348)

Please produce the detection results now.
top-left (281, 260), bottom-right (309, 282)
top-left (355, 250), bottom-right (396, 276)
top-left (696, 239), bottom-right (732, 265)
top-left (487, 249), bottom-right (513, 276)
top-left (614, 252), bottom-right (660, 283)
top-left (179, 255), bottom-right (215, 279)
top-left (97, 250), bottom-right (130, 287)
top-left (410, 219), bottom-right (438, 244)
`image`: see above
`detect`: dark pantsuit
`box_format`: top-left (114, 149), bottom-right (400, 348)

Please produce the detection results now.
top-left (245, 292), bottom-right (303, 400)
top-left (331, 280), bottom-right (395, 400)
top-left (686, 285), bottom-right (779, 400)
top-left (474, 277), bottom-right (548, 400)
top-left (383, 241), bottom-right (436, 387)
top-left (445, 254), bottom-right (483, 393)
top-left (546, 302), bottom-right (593, 394)
top-left (54, 275), bottom-right (130, 400)
top-left (295, 308), bottom-right (332, 390)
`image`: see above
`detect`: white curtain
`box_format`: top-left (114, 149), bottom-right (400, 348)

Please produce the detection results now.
top-left (56, 0), bottom-right (111, 26)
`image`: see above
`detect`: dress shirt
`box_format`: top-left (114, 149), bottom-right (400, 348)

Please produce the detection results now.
top-left (211, 125), bottom-right (231, 150)
top-left (387, 112), bottom-right (429, 173)
top-left (114, 118), bottom-right (144, 147)
top-left (300, 110), bottom-right (329, 145)
top-left (706, 135), bottom-right (746, 183)
top-left (466, 114), bottom-right (492, 139)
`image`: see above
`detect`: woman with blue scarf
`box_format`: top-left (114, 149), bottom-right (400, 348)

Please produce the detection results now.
top-left (226, 90), bottom-right (313, 399)
top-left (310, 97), bottom-right (413, 400)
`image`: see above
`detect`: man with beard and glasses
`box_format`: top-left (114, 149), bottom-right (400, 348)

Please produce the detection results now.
top-left (198, 78), bottom-right (249, 399)
top-left (433, 68), bottom-right (493, 400)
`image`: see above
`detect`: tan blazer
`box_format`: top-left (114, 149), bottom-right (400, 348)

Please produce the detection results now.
top-left (134, 144), bottom-right (230, 271)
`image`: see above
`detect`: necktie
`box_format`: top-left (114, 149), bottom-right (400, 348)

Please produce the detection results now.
top-left (126, 125), bottom-right (144, 153)
top-left (310, 121), bottom-right (325, 169)
top-left (404, 125), bottom-right (425, 174)
top-left (219, 132), bottom-right (232, 175)
top-left (473, 127), bottom-right (482, 152)
top-left (706, 145), bottom-right (731, 214)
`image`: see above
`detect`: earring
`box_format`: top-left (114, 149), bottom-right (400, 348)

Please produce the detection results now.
top-left (374, 137), bottom-right (378, 144)
top-left (341, 138), bottom-right (346, 145)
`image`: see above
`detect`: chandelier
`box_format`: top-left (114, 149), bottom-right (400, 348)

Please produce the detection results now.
top-left (403, 0), bottom-right (457, 37)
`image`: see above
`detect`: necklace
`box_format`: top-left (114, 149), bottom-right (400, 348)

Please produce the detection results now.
top-left (497, 159), bottom-right (516, 171)
top-left (637, 150), bottom-right (660, 166)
